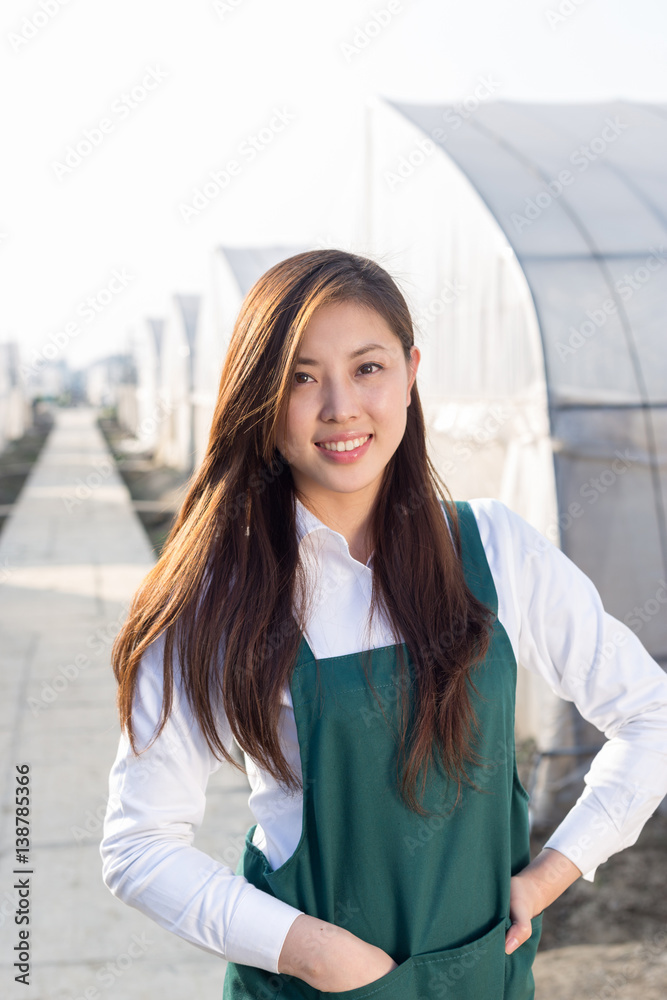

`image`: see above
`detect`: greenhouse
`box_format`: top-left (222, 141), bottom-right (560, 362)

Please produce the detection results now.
top-left (365, 96), bottom-right (667, 823)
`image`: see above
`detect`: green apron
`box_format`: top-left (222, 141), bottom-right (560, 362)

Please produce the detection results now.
top-left (223, 501), bottom-right (542, 999)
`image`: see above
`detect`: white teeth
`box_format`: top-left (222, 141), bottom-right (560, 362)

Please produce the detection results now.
top-left (318, 435), bottom-right (370, 452)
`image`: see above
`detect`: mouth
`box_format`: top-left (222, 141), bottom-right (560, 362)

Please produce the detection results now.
top-left (314, 434), bottom-right (373, 463)
top-left (315, 434), bottom-right (373, 453)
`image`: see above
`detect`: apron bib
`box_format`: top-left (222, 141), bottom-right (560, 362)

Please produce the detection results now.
top-left (223, 501), bottom-right (542, 999)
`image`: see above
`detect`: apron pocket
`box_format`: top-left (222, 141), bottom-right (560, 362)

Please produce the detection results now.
top-left (320, 954), bottom-right (415, 1000)
top-left (322, 916), bottom-right (509, 1000)
top-left (504, 911), bottom-right (542, 999)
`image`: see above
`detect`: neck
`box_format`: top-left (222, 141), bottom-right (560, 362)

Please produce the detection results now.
top-left (297, 493), bottom-right (375, 566)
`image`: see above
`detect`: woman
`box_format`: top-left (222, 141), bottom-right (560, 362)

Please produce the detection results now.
top-left (100, 249), bottom-right (667, 999)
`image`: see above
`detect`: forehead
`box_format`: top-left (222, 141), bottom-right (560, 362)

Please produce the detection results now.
top-left (299, 299), bottom-right (399, 349)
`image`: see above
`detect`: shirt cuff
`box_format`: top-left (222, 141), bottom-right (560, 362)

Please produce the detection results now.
top-left (541, 792), bottom-right (627, 883)
top-left (224, 885), bottom-right (304, 972)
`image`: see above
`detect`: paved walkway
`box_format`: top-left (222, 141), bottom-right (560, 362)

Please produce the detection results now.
top-left (0, 407), bottom-right (253, 1000)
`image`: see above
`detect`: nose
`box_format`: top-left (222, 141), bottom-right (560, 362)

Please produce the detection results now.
top-left (319, 374), bottom-right (362, 425)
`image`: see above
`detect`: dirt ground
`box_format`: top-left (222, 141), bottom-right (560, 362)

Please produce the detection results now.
top-left (530, 813), bottom-right (667, 998)
top-left (98, 413), bottom-right (667, 999)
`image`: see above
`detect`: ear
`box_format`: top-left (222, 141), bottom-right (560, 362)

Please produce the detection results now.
top-left (406, 346), bottom-right (421, 405)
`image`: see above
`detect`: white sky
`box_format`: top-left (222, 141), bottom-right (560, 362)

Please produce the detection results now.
top-left (2, 0), bottom-right (666, 371)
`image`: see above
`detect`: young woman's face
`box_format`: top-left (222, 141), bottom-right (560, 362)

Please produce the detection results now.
top-left (275, 299), bottom-right (420, 511)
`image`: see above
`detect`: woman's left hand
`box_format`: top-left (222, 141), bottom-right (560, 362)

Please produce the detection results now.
top-left (505, 847), bottom-right (582, 954)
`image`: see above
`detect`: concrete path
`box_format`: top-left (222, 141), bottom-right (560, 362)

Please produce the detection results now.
top-left (0, 407), bottom-right (253, 1000)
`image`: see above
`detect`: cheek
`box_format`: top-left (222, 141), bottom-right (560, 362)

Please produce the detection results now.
top-left (378, 400), bottom-right (409, 446)
top-left (374, 382), bottom-right (408, 422)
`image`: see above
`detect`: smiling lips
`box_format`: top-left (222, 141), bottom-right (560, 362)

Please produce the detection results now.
top-left (315, 434), bottom-right (372, 453)
top-left (314, 435), bottom-right (373, 464)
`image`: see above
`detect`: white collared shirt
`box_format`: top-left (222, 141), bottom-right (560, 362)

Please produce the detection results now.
top-left (100, 496), bottom-right (667, 974)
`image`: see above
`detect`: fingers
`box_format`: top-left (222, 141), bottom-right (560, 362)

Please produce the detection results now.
top-left (506, 871), bottom-right (542, 955)
top-left (505, 917), bottom-right (532, 955)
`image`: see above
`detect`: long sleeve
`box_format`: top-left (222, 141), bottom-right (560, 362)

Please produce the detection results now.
top-left (480, 499), bottom-right (667, 883)
top-left (99, 633), bottom-right (305, 972)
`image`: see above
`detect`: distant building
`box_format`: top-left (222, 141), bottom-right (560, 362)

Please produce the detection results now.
top-left (154, 294), bottom-right (200, 472)
top-left (120, 318), bottom-right (166, 455)
top-left (20, 356), bottom-right (70, 403)
top-left (84, 353), bottom-right (136, 410)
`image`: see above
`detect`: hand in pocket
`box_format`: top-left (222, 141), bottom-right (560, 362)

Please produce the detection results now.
top-left (278, 913), bottom-right (399, 991)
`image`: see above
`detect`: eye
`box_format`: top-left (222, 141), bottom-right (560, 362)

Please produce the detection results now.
top-left (293, 363), bottom-right (383, 384)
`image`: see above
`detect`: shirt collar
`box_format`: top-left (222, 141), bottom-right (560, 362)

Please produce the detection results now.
top-left (295, 496), bottom-right (374, 569)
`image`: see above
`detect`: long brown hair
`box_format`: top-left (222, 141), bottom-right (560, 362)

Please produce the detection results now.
top-left (112, 249), bottom-right (495, 813)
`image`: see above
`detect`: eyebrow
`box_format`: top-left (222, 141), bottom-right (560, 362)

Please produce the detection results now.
top-left (296, 343), bottom-right (391, 365)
